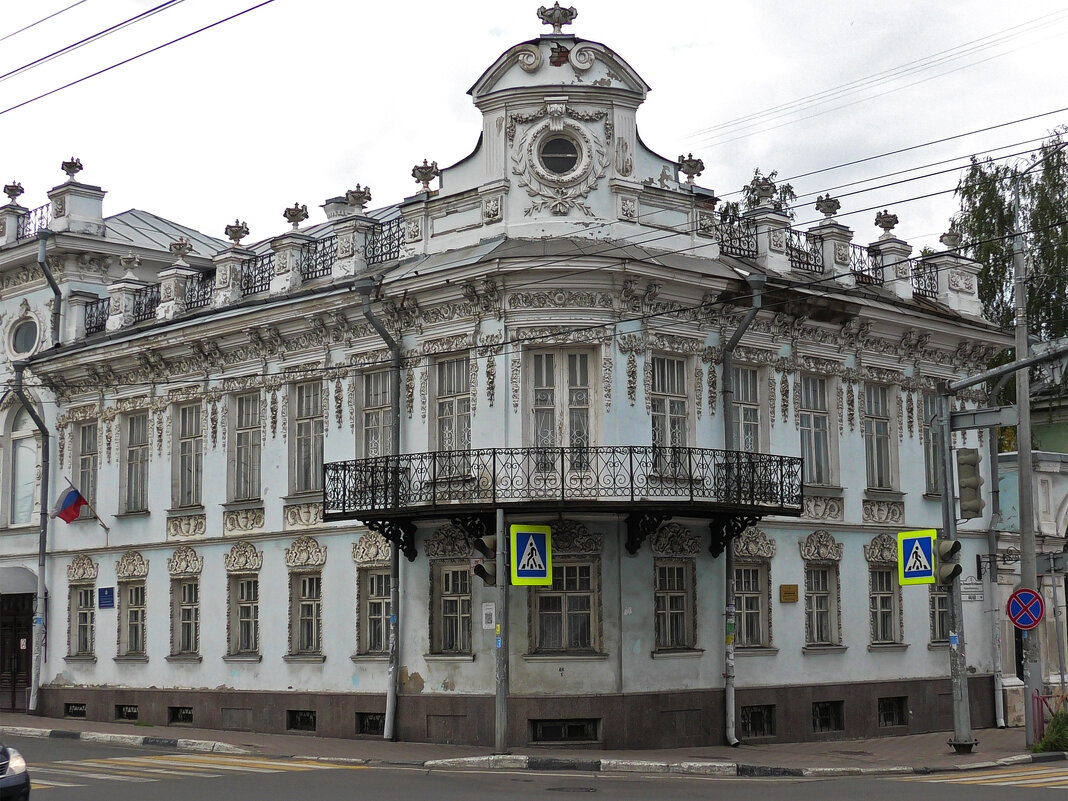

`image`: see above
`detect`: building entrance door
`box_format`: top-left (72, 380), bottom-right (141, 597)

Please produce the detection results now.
top-left (0, 593), bottom-right (33, 711)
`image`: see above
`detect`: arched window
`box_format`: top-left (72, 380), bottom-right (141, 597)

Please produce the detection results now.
top-left (10, 408), bottom-right (38, 525)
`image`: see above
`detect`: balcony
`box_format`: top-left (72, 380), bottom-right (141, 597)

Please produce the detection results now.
top-left (324, 446), bottom-right (803, 525)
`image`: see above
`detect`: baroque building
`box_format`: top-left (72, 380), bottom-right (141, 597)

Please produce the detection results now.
top-left (0, 7), bottom-right (1017, 747)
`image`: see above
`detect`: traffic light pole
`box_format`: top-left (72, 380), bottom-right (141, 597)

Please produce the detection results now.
top-left (494, 507), bottom-right (508, 754)
top-left (936, 389), bottom-right (976, 753)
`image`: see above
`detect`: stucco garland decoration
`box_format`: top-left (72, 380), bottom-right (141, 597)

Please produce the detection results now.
top-left (602, 356), bottom-right (613, 413)
top-left (733, 526), bottom-right (777, 559)
top-left (425, 524), bottom-right (470, 559)
top-left (479, 334), bottom-right (504, 408)
top-left (896, 389), bottom-right (904, 443)
top-left (67, 553), bottom-right (98, 582)
top-left (116, 550), bottom-right (149, 579)
top-left (694, 364), bottom-right (703, 419)
top-left (767, 375), bottom-right (775, 428)
top-left (224, 507), bottom-right (264, 534)
top-left (168, 545), bottom-right (203, 576)
top-left (864, 532), bottom-right (898, 564)
top-left (167, 514), bottom-right (206, 539)
top-left (335, 377), bottom-right (344, 429)
top-left (836, 380), bottom-right (844, 435)
top-left (469, 353), bottom-right (479, 415)
top-left (285, 535), bottom-right (327, 568)
top-left (702, 348), bottom-right (718, 416)
top-left (209, 391), bottom-right (221, 449)
top-left (649, 522), bottom-right (700, 557)
top-left (349, 373), bottom-right (356, 433)
top-left (778, 363), bottom-right (790, 423)
top-left (225, 540), bottom-right (263, 573)
top-left (420, 358), bottom-right (430, 422)
top-left (352, 532), bottom-right (391, 564)
top-left (283, 502), bottom-right (323, 529)
top-left (269, 385), bottom-right (279, 438)
top-left (862, 500), bottom-right (904, 525)
top-left (512, 117), bottom-right (610, 216)
top-left (906, 387), bottom-right (915, 437)
top-left (511, 356), bottom-right (521, 413)
top-left (643, 350), bottom-right (652, 413)
top-left (551, 520), bottom-right (602, 555)
top-left (802, 495), bottom-right (844, 521)
top-left (799, 530), bottom-right (843, 562)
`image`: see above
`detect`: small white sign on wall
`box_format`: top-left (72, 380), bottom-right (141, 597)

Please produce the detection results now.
top-left (482, 602), bottom-right (495, 630)
top-left (960, 578), bottom-right (984, 602)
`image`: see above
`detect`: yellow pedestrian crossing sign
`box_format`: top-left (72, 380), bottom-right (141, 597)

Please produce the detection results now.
top-left (898, 529), bottom-right (936, 585)
top-left (510, 524), bottom-right (552, 585)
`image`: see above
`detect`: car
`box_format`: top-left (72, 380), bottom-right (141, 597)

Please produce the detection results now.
top-left (0, 742), bottom-right (30, 800)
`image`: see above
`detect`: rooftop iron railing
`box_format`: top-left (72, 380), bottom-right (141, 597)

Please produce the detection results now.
top-left (131, 284), bottom-right (161, 323)
top-left (15, 203), bottom-right (51, 241)
top-left (185, 271), bottom-right (216, 310)
top-left (910, 259), bottom-right (938, 299)
top-left (711, 216), bottom-right (758, 258)
top-left (240, 252), bottom-right (274, 296)
top-left (366, 218), bottom-right (403, 265)
top-left (299, 235), bottom-right (337, 280)
top-left (850, 243), bottom-right (883, 284)
top-left (786, 229), bottom-right (824, 273)
top-left (323, 445), bottom-right (803, 521)
top-left (84, 297), bottom-right (110, 335)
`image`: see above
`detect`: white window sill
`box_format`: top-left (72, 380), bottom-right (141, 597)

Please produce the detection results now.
top-left (165, 654), bottom-right (203, 663)
top-left (868, 642), bottom-right (908, 652)
top-left (63, 654), bottom-right (97, 664)
top-left (283, 654), bottom-right (325, 664)
top-left (424, 653), bottom-right (475, 663)
top-left (167, 506), bottom-right (205, 517)
top-left (804, 485), bottom-right (844, 496)
top-left (735, 646), bottom-right (778, 657)
top-left (113, 654), bottom-right (149, 663)
top-left (802, 645), bottom-right (847, 655)
top-left (221, 500), bottom-right (264, 510)
top-left (522, 652), bottom-right (608, 662)
top-left (350, 654), bottom-right (389, 663)
top-left (927, 641), bottom-right (950, 650)
top-left (863, 489), bottom-right (905, 499)
top-left (223, 654), bottom-right (262, 663)
top-left (114, 510), bottom-right (150, 519)
top-left (651, 648), bottom-right (704, 659)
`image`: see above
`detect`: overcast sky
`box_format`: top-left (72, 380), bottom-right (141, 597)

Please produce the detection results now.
top-left (2, 0), bottom-right (1065, 254)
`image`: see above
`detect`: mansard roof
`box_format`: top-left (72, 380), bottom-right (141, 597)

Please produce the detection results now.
top-left (104, 209), bottom-right (225, 257)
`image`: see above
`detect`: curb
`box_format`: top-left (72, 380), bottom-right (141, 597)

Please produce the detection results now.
top-left (0, 725), bottom-right (249, 755)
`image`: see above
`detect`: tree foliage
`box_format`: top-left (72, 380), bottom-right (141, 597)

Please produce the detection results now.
top-left (719, 167), bottom-right (798, 221)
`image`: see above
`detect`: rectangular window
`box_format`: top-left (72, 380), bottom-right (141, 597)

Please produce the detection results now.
top-left (295, 573), bottom-right (322, 653)
top-left (73, 586), bottom-right (95, 655)
top-left (732, 366), bottom-right (761, 453)
top-left (863, 384), bottom-right (892, 489)
top-left (535, 562), bottom-right (596, 652)
top-left (232, 577), bottom-right (259, 654)
top-left (364, 570), bottom-right (391, 654)
top-left (799, 376), bottom-right (830, 485)
top-left (531, 351), bottom-right (592, 472)
top-left (812, 700), bottom-right (844, 732)
top-left (929, 587), bottom-right (949, 643)
top-left (878, 696), bottom-right (908, 727)
top-left (804, 566), bottom-right (836, 646)
top-left (922, 393), bottom-right (941, 494)
top-left (654, 561), bottom-right (693, 649)
top-left (125, 412), bottom-right (149, 512)
top-left (869, 568), bottom-right (898, 644)
top-left (436, 357), bottom-right (471, 452)
top-left (121, 583), bottom-right (146, 655)
top-left (735, 565), bottom-right (767, 647)
top-left (740, 705), bottom-right (776, 738)
top-left (176, 580), bottom-right (199, 654)
top-left (436, 567), bottom-right (471, 654)
top-left (178, 404), bottom-right (203, 507)
top-left (77, 422), bottom-right (98, 516)
top-left (362, 371), bottom-right (392, 459)
top-left (651, 356), bottom-right (687, 475)
top-left (234, 393), bottom-right (261, 501)
top-left (294, 383), bottom-right (324, 493)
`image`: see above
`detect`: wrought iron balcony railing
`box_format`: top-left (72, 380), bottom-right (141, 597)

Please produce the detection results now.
top-left (185, 271), bottom-right (216, 310)
top-left (84, 297), bottom-right (110, 335)
top-left (850, 243), bottom-right (882, 284)
top-left (787, 229), bottom-right (823, 273)
top-left (366, 218), bottom-right (403, 265)
top-left (910, 258), bottom-right (937, 299)
top-left (711, 217), bottom-right (758, 258)
top-left (299, 235), bottom-right (337, 280)
top-left (324, 446), bottom-right (803, 521)
top-left (240, 252), bottom-right (274, 296)
top-left (131, 284), bottom-right (161, 322)
top-left (16, 203), bottom-right (51, 241)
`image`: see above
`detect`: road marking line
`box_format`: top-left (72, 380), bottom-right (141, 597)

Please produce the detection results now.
top-left (60, 758), bottom-right (222, 777)
top-left (31, 779), bottom-right (82, 788)
top-left (104, 756), bottom-right (282, 773)
top-left (175, 755), bottom-right (343, 770)
top-left (31, 766), bottom-right (155, 782)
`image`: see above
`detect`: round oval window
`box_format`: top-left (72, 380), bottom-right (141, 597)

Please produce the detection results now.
top-left (540, 136), bottom-right (579, 175)
top-left (11, 319), bottom-right (38, 355)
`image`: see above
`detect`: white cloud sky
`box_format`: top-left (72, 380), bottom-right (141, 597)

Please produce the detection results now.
top-left (2, 0), bottom-right (1065, 252)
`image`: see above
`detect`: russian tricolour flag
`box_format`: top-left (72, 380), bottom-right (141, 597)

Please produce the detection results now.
top-left (53, 487), bottom-right (88, 523)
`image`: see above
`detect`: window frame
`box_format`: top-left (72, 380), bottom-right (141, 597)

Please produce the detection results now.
top-left (69, 583), bottom-right (95, 657)
top-left (232, 392), bottom-right (262, 502)
top-left (799, 375), bottom-right (834, 486)
top-left (863, 383), bottom-right (895, 490)
top-left (731, 364), bottom-right (765, 453)
top-left (289, 571), bottom-right (323, 656)
top-left (358, 568), bottom-right (392, 655)
top-left (175, 402), bottom-right (203, 508)
top-left (431, 562), bottom-right (472, 655)
top-left (122, 411), bottom-right (150, 513)
top-left (361, 370), bottom-right (392, 459)
top-left (653, 558), bottom-right (696, 651)
top-left (929, 586), bottom-right (949, 644)
top-left (76, 421), bottom-right (99, 518)
top-left (531, 559), bottom-right (601, 654)
top-left (172, 578), bottom-right (200, 655)
top-left (118, 581), bottom-right (147, 657)
top-left (433, 356), bottom-right (471, 453)
top-left (803, 565), bottom-right (840, 647)
top-left (650, 355), bottom-right (689, 476)
top-left (9, 408), bottom-right (39, 526)
top-left (921, 392), bottom-right (941, 494)
top-left (527, 349), bottom-right (596, 470)
top-left (227, 574), bottom-right (261, 656)
top-left (735, 562), bottom-right (772, 648)
top-left (868, 567), bottom-right (901, 645)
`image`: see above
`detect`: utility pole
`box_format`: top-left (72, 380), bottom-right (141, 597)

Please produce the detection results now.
top-left (494, 508), bottom-right (508, 754)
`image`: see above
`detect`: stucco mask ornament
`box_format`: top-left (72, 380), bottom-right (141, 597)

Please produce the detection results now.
top-left (753, 177), bottom-right (776, 206)
top-left (815, 194), bottom-right (840, 218)
top-left (412, 160), bottom-right (439, 192)
top-left (3, 182), bottom-right (24, 203)
top-left (939, 230), bottom-right (962, 250)
top-left (677, 153), bottom-right (704, 185)
top-left (61, 157), bottom-right (83, 180)
top-left (538, 2), bottom-right (577, 34)
top-left (345, 184), bottom-right (372, 211)
top-left (875, 209), bottom-right (899, 237)
top-left (284, 202), bottom-right (309, 229)
top-left (224, 219), bottom-right (249, 247)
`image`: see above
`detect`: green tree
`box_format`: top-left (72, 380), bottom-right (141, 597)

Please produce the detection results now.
top-left (719, 167), bottom-right (798, 221)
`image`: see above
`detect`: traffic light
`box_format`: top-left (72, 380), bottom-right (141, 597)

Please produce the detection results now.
top-left (934, 538), bottom-right (962, 585)
top-left (956, 448), bottom-right (985, 519)
top-left (472, 535), bottom-right (497, 585)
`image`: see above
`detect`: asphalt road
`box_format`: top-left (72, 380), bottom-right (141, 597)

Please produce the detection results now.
top-left (5, 735), bottom-right (1065, 800)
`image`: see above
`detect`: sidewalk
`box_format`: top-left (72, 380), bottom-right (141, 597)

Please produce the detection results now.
top-left (1, 712), bottom-right (1063, 777)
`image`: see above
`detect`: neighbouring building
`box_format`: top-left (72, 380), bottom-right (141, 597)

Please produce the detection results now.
top-left (0, 7), bottom-right (1016, 747)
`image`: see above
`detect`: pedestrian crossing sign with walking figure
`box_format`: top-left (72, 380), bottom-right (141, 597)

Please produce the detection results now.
top-left (897, 529), bottom-right (936, 585)
top-left (510, 524), bottom-right (552, 585)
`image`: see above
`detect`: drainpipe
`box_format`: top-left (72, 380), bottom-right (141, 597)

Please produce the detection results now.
top-left (37, 230), bottom-right (60, 346)
top-left (985, 372), bottom-right (1012, 728)
top-left (720, 270), bottom-right (765, 747)
top-left (13, 362), bottom-right (49, 713)
top-left (359, 282), bottom-right (402, 741)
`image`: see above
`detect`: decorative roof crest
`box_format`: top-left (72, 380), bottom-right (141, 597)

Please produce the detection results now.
top-left (283, 202), bottom-right (309, 229)
top-left (224, 219), bottom-right (249, 247)
top-left (538, 2), bottom-right (577, 34)
top-left (412, 160), bottom-right (439, 192)
top-left (61, 157), bottom-right (83, 179)
top-left (4, 182), bottom-right (24, 203)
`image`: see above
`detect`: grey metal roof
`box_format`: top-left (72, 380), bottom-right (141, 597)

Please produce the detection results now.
top-left (105, 209), bottom-right (227, 257)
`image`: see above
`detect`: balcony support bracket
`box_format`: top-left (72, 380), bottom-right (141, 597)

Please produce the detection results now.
top-left (708, 514), bottom-right (760, 558)
top-left (365, 518), bottom-right (418, 562)
top-left (452, 513), bottom-right (495, 542)
top-left (625, 511), bottom-right (671, 555)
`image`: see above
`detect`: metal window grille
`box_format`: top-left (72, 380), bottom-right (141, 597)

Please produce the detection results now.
top-left (878, 696), bottom-right (907, 727)
top-left (812, 700), bottom-right (844, 732)
top-left (131, 284), bottom-right (161, 322)
top-left (84, 297), bottom-right (110, 335)
top-left (178, 403), bottom-right (202, 506)
top-left (740, 705), bottom-right (775, 738)
top-left (295, 382), bottom-right (324, 492)
top-left (438, 568), bottom-right (471, 653)
top-left (235, 393), bottom-right (261, 501)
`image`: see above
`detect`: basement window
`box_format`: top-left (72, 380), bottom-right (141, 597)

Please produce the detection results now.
top-left (530, 718), bottom-right (599, 743)
top-left (64, 702), bottom-right (86, 719)
top-left (286, 709), bottom-right (316, 732)
top-left (356, 712), bottom-right (385, 736)
top-left (878, 696), bottom-right (908, 727)
top-left (115, 704), bottom-right (139, 722)
top-left (812, 700), bottom-right (843, 733)
top-left (740, 704), bottom-right (776, 738)
top-left (168, 706), bottom-right (194, 726)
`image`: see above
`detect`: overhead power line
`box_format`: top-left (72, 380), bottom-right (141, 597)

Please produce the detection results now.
top-left (0, 1), bottom-right (89, 45)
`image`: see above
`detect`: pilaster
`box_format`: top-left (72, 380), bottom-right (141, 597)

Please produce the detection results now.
top-left (270, 231), bottom-right (316, 295)
top-left (212, 247), bottom-right (253, 308)
top-left (744, 205), bottom-right (792, 276)
top-left (927, 251), bottom-right (984, 318)
top-left (0, 202), bottom-right (27, 246)
top-left (870, 236), bottom-right (914, 301)
top-left (47, 181), bottom-right (106, 236)
top-left (105, 277), bottom-right (149, 332)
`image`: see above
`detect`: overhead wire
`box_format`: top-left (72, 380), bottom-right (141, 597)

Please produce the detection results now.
top-left (0, 1), bottom-right (90, 45)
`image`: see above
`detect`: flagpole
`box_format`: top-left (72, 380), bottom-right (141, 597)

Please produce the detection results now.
top-left (60, 477), bottom-right (110, 545)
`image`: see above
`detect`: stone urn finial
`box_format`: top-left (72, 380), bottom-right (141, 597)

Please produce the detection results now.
top-left (538, 2), bottom-right (577, 34)
top-left (815, 194), bottom-right (841, 218)
top-left (677, 153), bottom-right (704, 185)
top-left (412, 160), bottom-right (439, 192)
top-left (939, 230), bottom-right (962, 250)
top-left (346, 184), bottom-right (372, 211)
top-left (875, 209), bottom-right (899, 237)
top-left (224, 219), bottom-right (249, 247)
top-left (61, 157), bottom-right (83, 180)
top-left (120, 250), bottom-right (142, 278)
top-left (3, 182), bottom-right (24, 203)
top-left (284, 202), bottom-right (309, 229)
top-left (753, 176), bottom-right (776, 207)
top-left (169, 237), bottom-right (192, 261)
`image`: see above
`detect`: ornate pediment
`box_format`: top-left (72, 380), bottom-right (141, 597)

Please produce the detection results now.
top-left (116, 549), bottom-right (148, 579)
top-left (733, 526), bottom-right (777, 560)
top-left (864, 532), bottom-right (897, 564)
top-left (799, 530), bottom-right (843, 562)
top-left (168, 545), bottom-right (203, 577)
top-left (352, 532), bottom-right (391, 564)
top-left (285, 535), bottom-right (326, 568)
top-left (649, 522), bottom-right (699, 557)
top-left (67, 553), bottom-right (98, 582)
top-left (225, 541), bottom-right (263, 573)
top-left (425, 524), bottom-right (470, 560)
top-left (552, 520), bottom-right (602, 555)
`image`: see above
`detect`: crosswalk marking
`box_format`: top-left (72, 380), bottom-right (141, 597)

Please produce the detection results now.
top-left (895, 765), bottom-right (1068, 790)
top-left (29, 751), bottom-right (366, 792)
